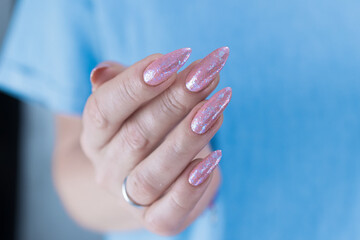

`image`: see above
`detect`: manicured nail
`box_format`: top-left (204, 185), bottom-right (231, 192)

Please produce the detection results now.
top-left (191, 87), bottom-right (232, 134)
top-left (186, 47), bottom-right (229, 92)
top-left (144, 48), bottom-right (192, 86)
top-left (189, 150), bottom-right (222, 186)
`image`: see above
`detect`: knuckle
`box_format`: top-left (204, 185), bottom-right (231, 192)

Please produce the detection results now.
top-left (160, 90), bottom-right (187, 116)
top-left (169, 133), bottom-right (190, 156)
top-left (117, 76), bottom-right (140, 103)
top-left (83, 94), bottom-right (108, 129)
top-left (122, 121), bottom-right (149, 152)
top-left (169, 192), bottom-right (190, 212)
top-left (130, 170), bottom-right (158, 203)
top-left (144, 214), bottom-right (180, 236)
top-left (80, 133), bottom-right (102, 161)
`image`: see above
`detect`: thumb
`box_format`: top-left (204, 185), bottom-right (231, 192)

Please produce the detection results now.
top-left (90, 61), bottom-right (127, 91)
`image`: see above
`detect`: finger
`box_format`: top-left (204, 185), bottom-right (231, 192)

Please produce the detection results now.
top-left (108, 59), bottom-right (218, 160)
top-left (126, 87), bottom-right (232, 205)
top-left (81, 48), bottom-right (191, 153)
top-left (142, 151), bottom-right (222, 236)
top-left (181, 167), bottom-right (221, 231)
top-left (109, 47), bottom-right (229, 162)
top-left (90, 61), bottom-right (127, 91)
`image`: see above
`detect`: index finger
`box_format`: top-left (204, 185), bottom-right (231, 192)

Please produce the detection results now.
top-left (81, 48), bottom-right (192, 152)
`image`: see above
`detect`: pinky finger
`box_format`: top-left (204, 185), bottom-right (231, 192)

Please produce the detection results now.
top-left (143, 150), bottom-right (222, 236)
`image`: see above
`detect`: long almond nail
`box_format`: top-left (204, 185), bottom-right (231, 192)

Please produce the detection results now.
top-left (186, 47), bottom-right (230, 92)
top-left (191, 87), bottom-right (232, 134)
top-left (144, 48), bottom-right (192, 86)
top-left (189, 150), bottom-right (222, 186)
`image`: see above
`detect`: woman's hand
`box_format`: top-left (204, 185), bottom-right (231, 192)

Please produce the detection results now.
top-left (67, 47), bottom-right (231, 235)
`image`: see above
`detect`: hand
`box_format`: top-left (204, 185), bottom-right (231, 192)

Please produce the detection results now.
top-left (80, 47), bottom-right (231, 235)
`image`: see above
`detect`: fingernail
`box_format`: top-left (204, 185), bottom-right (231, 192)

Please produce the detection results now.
top-left (90, 63), bottom-right (111, 85)
top-left (186, 47), bottom-right (230, 92)
top-left (90, 63), bottom-right (112, 92)
top-left (189, 150), bottom-right (222, 186)
top-left (191, 87), bottom-right (232, 134)
top-left (144, 48), bottom-right (192, 86)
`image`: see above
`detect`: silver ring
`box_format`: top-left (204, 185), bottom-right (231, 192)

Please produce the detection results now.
top-left (122, 176), bottom-right (148, 208)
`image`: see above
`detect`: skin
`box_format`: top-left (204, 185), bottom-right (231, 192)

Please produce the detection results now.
top-left (53, 53), bottom-right (224, 236)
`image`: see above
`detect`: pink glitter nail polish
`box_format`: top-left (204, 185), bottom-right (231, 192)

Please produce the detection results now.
top-left (191, 87), bottom-right (232, 134)
top-left (186, 47), bottom-right (230, 92)
top-left (143, 48), bottom-right (192, 86)
top-left (189, 150), bottom-right (222, 186)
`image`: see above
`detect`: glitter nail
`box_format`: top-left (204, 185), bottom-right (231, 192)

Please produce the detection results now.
top-left (144, 48), bottom-right (192, 86)
top-left (189, 150), bottom-right (222, 186)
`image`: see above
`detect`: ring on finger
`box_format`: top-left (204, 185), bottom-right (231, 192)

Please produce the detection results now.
top-left (122, 176), bottom-right (149, 208)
